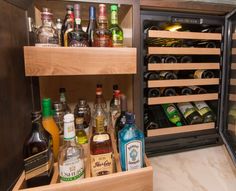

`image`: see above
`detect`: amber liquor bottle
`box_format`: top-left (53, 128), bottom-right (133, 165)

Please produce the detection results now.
top-left (93, 4), bottom-right (112, 47)
top-left (90, 116), bottom-right (113, 177)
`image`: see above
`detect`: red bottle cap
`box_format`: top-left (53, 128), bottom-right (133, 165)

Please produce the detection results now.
top-left (98, 4), bottom-right (107, 22)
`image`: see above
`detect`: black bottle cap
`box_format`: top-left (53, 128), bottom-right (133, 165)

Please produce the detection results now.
top-left (59, 87), bottom-right (66, 93)
top-left (113, 84), bottom-right (118, 90)
top-left (125, 112), bottom-right (135, 124)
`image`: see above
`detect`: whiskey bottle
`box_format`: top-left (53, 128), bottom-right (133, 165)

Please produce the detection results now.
top-left (90, 116), bottom-right (113, 176)
top-left (193, 101), bottom-right (215, 123)
top-left (35, 8), bottom-right (59, 47)
top-left (68, 4), bottom-right (89, 47)
top-left (162, 104), bottom-right (182, 126)
top-left (193, 69), bottom-right (215, 79)
top-left (109, 5), bottom-right (123, 47)
top-left (23, 111), bottom-right (53, 187)
top-left (159, 71), bottom-right (178, 80)
top-left (176, 87), bottom-right (193, 95)
top-left (58, 114), bottom-right (85, 182)
top-left (161, 87), bottom-right (177, 96)
top-left (177, 102), bottom-right (203, 125)
top-left (118, 113), bottom-right (145, 171)
top-left (86, 6), bottom-right (97, 46)
top-left (110, 85), bottom-right (121, 128)
top-left (189, 86), bottom-right (207, 94)
top-left (93, 4), bottom-right (112, 47)
top-left (75, 117), bottom-right (88, 144)
top-left (59, 88), bottom-right (71, 113)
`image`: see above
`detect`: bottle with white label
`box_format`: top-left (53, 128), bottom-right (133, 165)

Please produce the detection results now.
top-left (193, 101), bottom-right (215, 123)
top-left (118, 112), bottom-right (145, 171)
top-left (58, 114), bottom-right (85, 182)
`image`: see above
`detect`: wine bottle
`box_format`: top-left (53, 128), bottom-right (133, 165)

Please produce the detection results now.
top-left (86, 6), bottom-right (97, 46)
top-left (189, 86), bottom-right (207, 94)
top-left (180, 56), bottom-right (192, 63)
top-left (177, 102), bottom-right (203, 125)
top-left (193, 101), bottom-right (215, 123)
top-left (144, 71), bottom-right (159, 80)
top-left (194, 70), bottom-right (215, 79)
top-left (147, 55), bottom-right (162, 64)
top-left (161, 88), bottom-right (177, 96)
top-left (162, 103), bottom-right (182, 126)
top-left (145, 88), bottom-right (161, 98)
top-left (159, 71), bottom-right (178, 80)
top-left (164, 55), bottom-right (178, 63)
top-left (176, 87), bottom-right (193, 95)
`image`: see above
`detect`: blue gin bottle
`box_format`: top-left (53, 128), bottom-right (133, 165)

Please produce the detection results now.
top-left (118, 112), bottom-right (145, 171)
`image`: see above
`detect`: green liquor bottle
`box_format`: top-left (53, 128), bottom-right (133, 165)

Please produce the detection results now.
top-left (162, 103), bottom-right (182, 126)
top-left (109, 5), bottom-right (123, 47)
top-left (193, 101), bottom-right (215, 123)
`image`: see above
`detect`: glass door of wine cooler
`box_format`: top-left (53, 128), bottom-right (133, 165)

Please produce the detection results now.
top-left (220, 9), bottom-right (236, 165)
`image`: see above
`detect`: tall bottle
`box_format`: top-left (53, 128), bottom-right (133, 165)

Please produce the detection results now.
top-left (110, 84), bottom-right (119, 107)
top-left (35, 8), bottom-right (59, 47)
top-left (90, 117), bottom-right (113, 176)
top-left (42, 98), bottom-right (60, 160)
top-left (58, 114), bottom-right (85, 182)
top-left (177, 102), bottom-right (203, 125)
top-left (193, 101), bottom-right (215, 123)
top-left (119, 113), bottom-right (145, 171)
top-left (162, 104), bottom-right (182, 126)
top-left (110, 85), bottom-right (121, 128)
top-left (55, 18), bottom-right (63, 46)
top-left (86, 6), bottom-right (97, 46)
top-left (23, 111), bottom-right (54, 187)
top-left (62, 5), bottom-right (74, 47)
top-left (59, 88), bottom-right (71, 113)
top-left (68, 4), bottom-right (89, 47)
top-left (94, 84), bottom-right (107, 110)
top-left (93, 4), bottom-right (112, 47)
top-left (109, 5), bottom-right (123, 47)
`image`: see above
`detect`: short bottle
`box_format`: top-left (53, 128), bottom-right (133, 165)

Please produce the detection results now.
top-left (23, 111), bottom-right (54, 187)
top-left (87, 6), bottom-right (97, 46)
top-left (42, 98), bottom-right (60, 160)
top-left (109, 5), bottom-right (123, 47)
top-left (162, 103), bottom-right (182, 126)
top-left (75, 117), bottom-right (88, 144)
top-left (193, 101), bottom-right (215, 123)
top-left (59, 88), bottom-right (71, 113)
top-left (35, 8), bottom-right (59, 47)
top-left (119, 112), bottom-right (145, 171)
top-left (58, 114), bottom-right (85, 182)
top-left (177, 102), bottom-right (203, 125)
top-left (110, 85), bottom-right (121, 128)
top-left (90, 116), bottom-right (113, 177)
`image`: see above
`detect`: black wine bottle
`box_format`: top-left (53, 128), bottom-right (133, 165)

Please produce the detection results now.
top-left (159, 71), bottom-right (178, 80)
top-left (145, 88), bottom-right (161, 97)
top-left (194, 70), bottom-right (215, 79)
top-left (180, 56), bottom-right (192, 63)
top-left (189, 86), bottom-right (207, 94)
top-left (147, 55), bottom-right (162, 64)
top-left (176, 87), bottom-right (193, 95)
top-left (144, 72), bottom-right (159, 80)
top-left (164, 55), bottom-right (178, 63)
top-left (161, 88), bottom-right (177, 96)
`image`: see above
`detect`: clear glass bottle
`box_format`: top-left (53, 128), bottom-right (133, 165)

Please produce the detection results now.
top-left (58, 114), bottom-right (85, 182)
top-left (55, 18), bottom-right (63, 46)
top-left (35, 8), bottom-right (59, 47)
top-left (110, 85), bottom-right (120, 128)
top-left (68, 4), bottom-right (89, 47)
top-left (93, 4), bottom-right (112, 47)
top-left (75, 117), bottom-right (88, 144)
top-left (86, 6), bottom-right (97, 46)
top-left (109, 5), bottom-right (123, 47)
top-left (118, 112), bottom-right (145, 171)
top-left (59, 88), bottom-right (71, 113)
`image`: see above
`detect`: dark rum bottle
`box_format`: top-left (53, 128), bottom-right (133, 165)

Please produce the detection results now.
top-left (93, 4), bottom-right (112, 47)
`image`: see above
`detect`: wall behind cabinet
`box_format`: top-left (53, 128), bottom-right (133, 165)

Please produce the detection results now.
top-left (0, 1), bottom-right (33, 190)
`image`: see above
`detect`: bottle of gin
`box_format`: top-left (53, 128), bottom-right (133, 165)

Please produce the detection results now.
top-left (68, 4), bottom-right (89, 47)
top-left (59, 88), bottom-right (71, 113)
top-left (23, 111), bottom-right (54, 187)
top-left (109, 5), bottom-right (123, 47)
top-left (58, 114), bottom-right (85, 182)
top-left (90, 116), bottom-right (113, 177)
top-left (75, 117), bottom-right (88, 144)
top-left (118, 112), bottom-right (145, 171)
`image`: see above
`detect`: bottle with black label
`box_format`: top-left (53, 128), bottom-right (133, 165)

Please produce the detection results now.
top-left (189, 86), bottom-right (207, 94)
top-left (193, 70), bottom-right (215, 79)
top-left (161, 87), bottom-right (177, 96)
top-left (145, 88), bottom-right (161, 98)
top-left (23, 111), bottom-right (54, 188)
top-left (159, 71), bottom-right (178, 80)
top-left (177, 102), bottom-right (203, 125)
top-left (193, 101), bottom-right (215, 123)
top-left (144, 71), bottom-right (159, 81)
top-left (176, 87), bottom-right (193, 95)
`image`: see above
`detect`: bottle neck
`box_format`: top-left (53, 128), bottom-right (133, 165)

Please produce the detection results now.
top-left (95, 116), bottom-right (105, 133)
top-left (42, 19), bottom-right (53, 27)
top-left (60, 93), bottom-right (66, 103)
top-left (111, 11), bottom-right (118, 25)
top-left (64, 121), bottom-right (76, 140)
top-left (74, 17), bottom-right (82, 31)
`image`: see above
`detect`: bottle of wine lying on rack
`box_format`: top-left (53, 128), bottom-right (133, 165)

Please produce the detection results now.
top-left (144, 72), bottom-right (159, 80)
top-left (189, 86), bottom-right (207, 94)
top-left (164, 55), bottom-right (178, 63)
top-left (162, 103), bottom-right (182, 127)
top-left (145, 88), bottom-right (161, 97)
top-left (147, 55), bottom-right (162, 64)
top-left (159, 71), bottom-right (178, 80)
top-left (176, 87), bottom-right (193, 95)
top-left (193, 101), bottom-right (215, 123)
top-left (161, 87), bottom-right (177, 96)
top-left (180, 56), bottom-right (192, 63)
top-left (193, 69), bottom-right (215, 79)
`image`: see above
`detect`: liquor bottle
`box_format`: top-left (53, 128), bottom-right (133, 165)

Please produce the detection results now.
top-left (144, 71), bottom-right (159, 80)
top-left (162, 104), bottom-right (182, 126)
top-left (55, 18), bottom-right (63, 46)
top-left (93, 4), bottom-right (112, 47)
top-left (118, 112), bottom-right (145, 171)
top-left (62, 5), bottom-right (74, 47)
top-left (23, 111), bottom-right (53, 187)
top-left (161, 87), bottom-right (177, 96)
top-left (109, 5), bottom-right (123, 47)
top-left (164, 55), bottom-right (178, 63)
top-left (115, 94), bottom-right (127, 140)
top-left (42, 98), bottom-right (60, 160)
top-left (68, 4), bottom-right (89, 47)
top-left (74, 99), bottom-right (91, 135)
top-left (110, 85), bottom-right (121, 128)
top-left (86, 6), bottom-right (97, 46)
top-left (159, 71), bottom-right (178, 80)
top-left (180, 56), bottom-right (192, 63)
top-left (145, 88), bottom-right (161, 97)
top-left (58, 114), bottom-right (85, 182)
top-left (189, 86), bottom-right (207, 94)
top-left (146, 55), bottom-right (162, 64)
top-left (35, 8), bottom-right (59, 47)
top-left (75, 117), bottom-right (88, 144)
top-left (193, 69), bottom-right (215, 79)
top-left (176, 87), bottom-right (193, 95)
top-left (94, 84), bottom-right (107, 110)
top-left (52, 102), bottom-right (65, 135)
top-left (59, 88), bottom-right (71, 113)
top-left (193, 101), bottom-right (215, 123)
top-left (90, 116), bottom-right (113, 176)
top-left (177, 102), bottom-right (203, 125)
